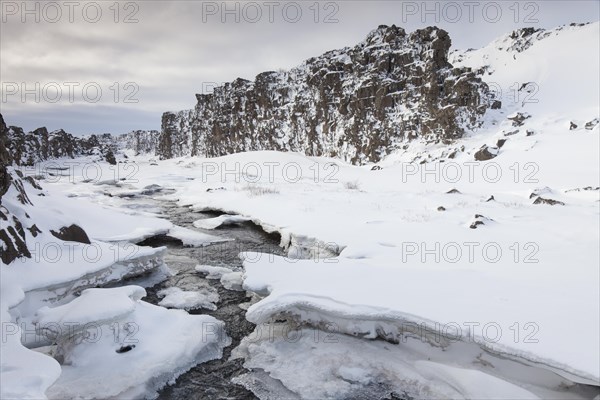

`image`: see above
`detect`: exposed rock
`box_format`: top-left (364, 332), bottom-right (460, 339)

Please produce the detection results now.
top-left (469, 214), bottom-right (493, 229)
top-left (474, 145), bottom-right (499, 161)
top-left (4, 122), bottom-right (120, 166)
top-left (585, 118), bottom-right (599, 130)
top-left (50, 224), bottom-right (91, 244)
top-left (0, 114), bottom-right (12, 202)
top-left (570, 121), bottom-right (578, 130)
top-left (437, 206), bottom-right (446, 211)
top-left (118, 130), bottom-right (160, 155)
top-left (486, 195), bottom-right (495, 202)
top-left (28, 224), bottom-right (42, 237)
top-left (507, 112), bottom-right (531, 127)
top-left (116, 345), bottom-right (136, 354)
top-left (507, 28), bottom-right (545, 52)
top-left (565, 186), bottom-right (599, 192)
top-left (0, 222), bottom-right (31, 264)
top-left (446, 188), bottom-right (461, 194)
top-left (529, 186), bottom-right (552, 199)
top-left (158, 25), bottom-right (492, 164)
top-left (526, 130), bottom-right (535, 136)
top-left (496, 139), bottom-right (507, 148)
top-left (371, 165), bottom-right (382, 171)
top-left (104, 149), bottom-right (117, 165)
top-left (533, 197), bottom-right (565, 206)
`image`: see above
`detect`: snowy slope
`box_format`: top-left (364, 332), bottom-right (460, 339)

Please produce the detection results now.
top-left (451, 22), bottom-right (599, 122)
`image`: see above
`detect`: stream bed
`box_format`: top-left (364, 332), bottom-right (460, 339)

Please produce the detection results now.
top-left (131, 199), bottom-right (286, 399)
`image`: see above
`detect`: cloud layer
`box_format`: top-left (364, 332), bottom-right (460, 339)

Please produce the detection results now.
top-left (1, 0), bottom-right (598, 135)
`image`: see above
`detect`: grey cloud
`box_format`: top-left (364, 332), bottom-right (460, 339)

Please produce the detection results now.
top-left (1, 0), bottom-right (598, 135)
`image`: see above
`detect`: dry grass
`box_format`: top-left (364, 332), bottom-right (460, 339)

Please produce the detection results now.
top-left (344, 180), bottom-right (361, 190)
top-left (241, 184), bottom-right (280, 197)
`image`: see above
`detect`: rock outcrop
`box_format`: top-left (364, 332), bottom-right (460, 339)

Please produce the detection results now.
top-left (158, 25), bottom-right (494, 164)
top-left (0, 115), bottom-right (100, 264)
top-left (3, 121), bottom-right (119, 166)
top-left (117, 130), bottom-right (160, 155)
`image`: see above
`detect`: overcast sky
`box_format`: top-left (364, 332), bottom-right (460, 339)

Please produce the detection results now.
top-left (1, 0), bottom-right (598, 135)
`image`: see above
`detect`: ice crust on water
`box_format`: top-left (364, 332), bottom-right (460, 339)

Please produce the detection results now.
top-left (193, 214), bottom-right (252, 229)
top-left (233, 323), bottom-right (597, 399)
top-left (166, 225), bottom-right (229, 247)
top-left (158, 286), bottom-right (219, 310)
top-left (195, 264), bottom-right (235, 279)
top-left (36, 286), bottom-right (230, 399)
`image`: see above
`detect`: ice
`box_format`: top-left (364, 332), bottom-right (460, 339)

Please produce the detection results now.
top-left (35, 286), bottom-right (145, 335)
top-left (0, 325), bottom-right (61, 400)
top-left (220, 271), bottom-right (244, 291)
top-left (1, 275), bottom-right (61, 400)
top-left (193, 214), bottom-right (252, 229)
top-left (195, 264), bottom-right (235, 279)
top-left (241, 252), bottom-right (600, 384)
top-left (166, 225), bottom-right (229, 247)
top-left (37, 286), bottom-right (230, 399)
top-left (157, 286), bottom-right (219, 311)
top-left (415, 361), bottom-right (539, 399)
top-left (233, 323), bottom-right (595, 399)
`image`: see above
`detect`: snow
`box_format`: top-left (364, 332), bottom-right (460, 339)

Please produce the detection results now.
top-left (40, 286), bottom-right (230, 399)
top-left (166, 225), bottom-right (228, 247)
top-left (195, 264), bottom-right (235, 279)
top-left (0, 329), bottom-right (61, 400)
top-left (1, 294), bottom-right (61, 400)
top-left (241, 250), bottom-right (599, 384)
top-left (450, 23), bottom-right (599, 123)
top-left (35, 286), bottom-right (144, 333)
top-left (232, 322), bottom-right (591, 399)
top-left (414, 361), bottom-right (539, 399)
top-left (157, 286), bottom-right (219, 311)
top-left (2, 21), bottom-right (598, 398)
top-left (25, 118), bottom-right (598, 386)
top-left (220, 271), bottom-right (244, 291)
top-left (193, 214), bottom-right (252, 230)
top-left (0, 164), bottom-right (228, 399)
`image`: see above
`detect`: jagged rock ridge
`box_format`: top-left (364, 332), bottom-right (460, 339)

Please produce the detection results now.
top-left (159, 25), bottom-right (494, 164)
top-left (4, 124), bottom-right (119, 166)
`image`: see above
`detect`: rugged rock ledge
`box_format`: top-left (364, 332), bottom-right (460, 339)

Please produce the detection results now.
top-left (159, 25), bottom-right (494, 164)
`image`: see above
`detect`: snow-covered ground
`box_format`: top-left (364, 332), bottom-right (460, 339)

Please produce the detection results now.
top-left (0, 166), bottom-right (230, 398)
top-left (2, 22), bottom-right (599, 399)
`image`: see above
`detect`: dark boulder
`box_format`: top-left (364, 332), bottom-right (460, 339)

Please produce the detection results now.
top-left (474, 145), bottom-right (498, 161)
top-left (50, 224), bottom-right (91, 244)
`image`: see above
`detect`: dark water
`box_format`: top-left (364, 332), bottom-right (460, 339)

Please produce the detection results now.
top-left (133, 200), bottom-right (286, 400)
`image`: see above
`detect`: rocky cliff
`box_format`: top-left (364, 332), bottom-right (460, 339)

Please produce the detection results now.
top-left (3, 121), bottom-right (119, 166)
top-left (118, 129), bottom-right (160, 155)
top-left (0, 115), bottom-right (101, 264)
top-left (158, 25), bottom-right (494, 164)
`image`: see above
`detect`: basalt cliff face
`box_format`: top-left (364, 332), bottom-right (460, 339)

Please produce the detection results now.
top-left (4, 122), bottom-right (119, 166)
top-left (158, 25), bottom-right (494, 164)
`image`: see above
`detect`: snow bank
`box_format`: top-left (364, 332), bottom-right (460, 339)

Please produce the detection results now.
top-left (242, 253), bottom-right (600, 384)
top-left (233, 323), bottom-right (591, 399)
top-left (34, 286), bottom-right (229, 399)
